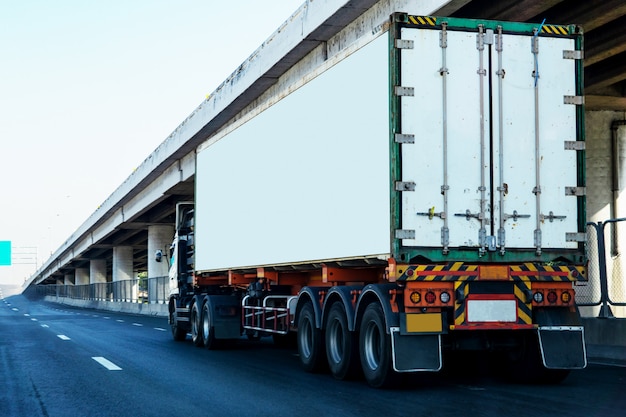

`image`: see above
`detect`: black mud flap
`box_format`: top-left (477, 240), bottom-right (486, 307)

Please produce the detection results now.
top-left (538, 326), bottom-right (587, 369)
top-left (391, 328), bottom-right (442, 372)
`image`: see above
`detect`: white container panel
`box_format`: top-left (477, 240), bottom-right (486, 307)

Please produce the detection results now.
top-left (400, 28), bottom-right (489, 248)
top-left (195, 35), bottom-right (390, 272)
top-left (493, 34), bottom-right (578, 250)
top-left (399, 28), bottom-right (443, 247)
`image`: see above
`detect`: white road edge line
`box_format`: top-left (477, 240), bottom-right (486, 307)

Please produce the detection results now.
top-left (92, 357), bottom-right (122, 371)
top-left (57, 335), bottom-right (71, 341)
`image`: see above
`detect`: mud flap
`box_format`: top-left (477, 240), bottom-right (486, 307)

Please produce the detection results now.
top-left (538, 326), bottom-right (587, 369)
top-left (391, 328), bottom-right (442, 372)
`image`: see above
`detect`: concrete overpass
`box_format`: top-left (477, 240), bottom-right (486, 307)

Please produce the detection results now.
top-left (28, 0), bottom-right (626, 321)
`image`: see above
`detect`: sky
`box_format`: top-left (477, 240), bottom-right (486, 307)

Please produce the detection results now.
top-left (0, 0), bottom-right (303, 285)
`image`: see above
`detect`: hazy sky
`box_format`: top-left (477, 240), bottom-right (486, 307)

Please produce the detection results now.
top-left (0, 0), bottom-right (303, 284)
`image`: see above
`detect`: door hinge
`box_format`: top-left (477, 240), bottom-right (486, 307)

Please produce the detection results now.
top-left (564, 141), bottom-right (585, 151)
top-left (395, 86), bottom-right (415, 97)
top-left (395, 133), bottom-right (415, 144)
top-left (564, 95), bottom-right (584, 105)
top-left (565, 187), bottom-right (586, 196)
top-left (566, 232), bottom-right (587, 242)
top-left (395, 181), bottom-right (416, 191)
top-left (395, 39), bottom-right (414, 49)
top-left (395, 229), bottom-right (415, 240)
top-left (563, 50), bottom-right (584, 60)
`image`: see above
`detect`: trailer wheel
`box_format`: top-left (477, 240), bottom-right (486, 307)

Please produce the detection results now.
top-left (297, 302), bottom-right (326, 373)
top-left (325, 303), bottom-right (359, 380)
top-left (201, 301), bottom-right (218, 350)
top-left (191, 302), bottom-right (204, 347)
top-left (169, 303), bottom-right (187, 342)
top-left (359, 302), bottom-right (393, 388)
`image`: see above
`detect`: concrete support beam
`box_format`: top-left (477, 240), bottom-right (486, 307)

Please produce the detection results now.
top-left (75, 267), bottom-right (89, 286)
top-left (148, 225), bottom-right (174, 304)
top-left (90, 259), bottom-right (108, 300)
top-left (113, 246), bottom-right (134, 282)
top-left (64, 272), bottom-right (74, 286)
top-left (113, 246), bottom-right (134, 302)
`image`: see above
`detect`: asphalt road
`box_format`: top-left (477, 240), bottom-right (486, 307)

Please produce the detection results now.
top-left (1, 285), bottom-right (624, 417)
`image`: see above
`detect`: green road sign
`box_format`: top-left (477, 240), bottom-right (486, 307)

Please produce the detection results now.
top-left (0, 241), bottom-right (11, 265)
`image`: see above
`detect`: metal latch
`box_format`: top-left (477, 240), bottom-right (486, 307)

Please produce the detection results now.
top-left (540, 211), bottom-right (567, 222)
top-left (503, 210), bottom-right (530, 222)
top-left (417, 207), bottom-right (446, 220)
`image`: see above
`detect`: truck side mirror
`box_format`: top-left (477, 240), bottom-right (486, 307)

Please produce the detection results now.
top-left (155, 250), bottom-right (163, 262)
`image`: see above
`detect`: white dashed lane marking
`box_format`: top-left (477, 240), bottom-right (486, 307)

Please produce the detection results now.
top-left (92, 357), bottom-right (122, 371)
top-left (57, 335), bottom-right (71, 341)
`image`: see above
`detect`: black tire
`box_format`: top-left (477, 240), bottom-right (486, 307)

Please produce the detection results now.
top-left (297, 302), bottom-right (326, 373)
top-left (191, 302), bottom-right (204, 347)
top-left (506, 334), bottom-right (571, 384)
top-left (359, 303), bottom-right (394, 388)
top-left (202, 301), bottom-right (219, 350)
top-left (169, 303), bottom-right (187, 342)
top-left (325, 303), bottom-right (360, 380)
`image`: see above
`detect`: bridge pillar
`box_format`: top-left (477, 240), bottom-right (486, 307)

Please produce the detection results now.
top-left (64, 272), bottom-right (74, 286)
top-left (148, 225), bottom-right (174, 304)
top-left (113, 246), bottom-right (134, 302)
top-left (90, 259), bottom-right (108, 300)
top-left (75, 267), bottom-right (89, 285)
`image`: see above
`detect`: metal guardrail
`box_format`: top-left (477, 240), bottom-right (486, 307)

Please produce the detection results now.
top-left (31, 218), bottom-right (626, 319)
top-left (35, 276), bottom-right (169, 304)
top-left (583, 218), bottom-right (626, 318)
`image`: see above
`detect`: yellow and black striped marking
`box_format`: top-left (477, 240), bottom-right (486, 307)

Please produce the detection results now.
top-left (509, 263), bottom-right (584, 282)
top-left (514, 281), bottom-right (532, 325)
top-left (398, 262), bottom-right (583, 282)
top-left (407, 15), bottom-right (437, 26)
top-left (453, 281), bottom-right (469, 326)
top-left (541, 24), bottom-right (569, 35)
top-left (400, 262), bottom-right (479, 281)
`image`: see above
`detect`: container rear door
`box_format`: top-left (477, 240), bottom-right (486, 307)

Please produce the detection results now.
top-left (395, 18), bottom-right (581, 259)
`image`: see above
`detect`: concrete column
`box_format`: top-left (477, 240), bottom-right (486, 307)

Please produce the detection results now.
top-left (90, 259), bottom-right (107, 300)
top-left (75, 267), bottom-right (89, 285)
top-left (64, 272), bottom-right (75, 286)
top-left (148, 225), bottom-right (174, 304)
top-left (113, 246), bottom-right (134, 302)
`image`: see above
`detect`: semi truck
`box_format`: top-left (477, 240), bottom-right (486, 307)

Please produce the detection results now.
top-left (167, 13), bottom-right (587, 388)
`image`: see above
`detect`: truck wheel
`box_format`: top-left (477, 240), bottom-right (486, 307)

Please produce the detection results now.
top-left (202, 302), bottom-right (218, 350)
top-left (297, 302), bottom-right (326, 373)
top-left (169, 304), bottom-right (187, 342)
top-left (191, 302), bottom-right (204, 347)
top-left (325, 303), bottom-right (359, 380)
top-left (359, 302), bottom-right (393, 388)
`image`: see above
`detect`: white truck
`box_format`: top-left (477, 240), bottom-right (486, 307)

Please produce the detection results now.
top-left (167, 13), bottom-right (587, 387)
